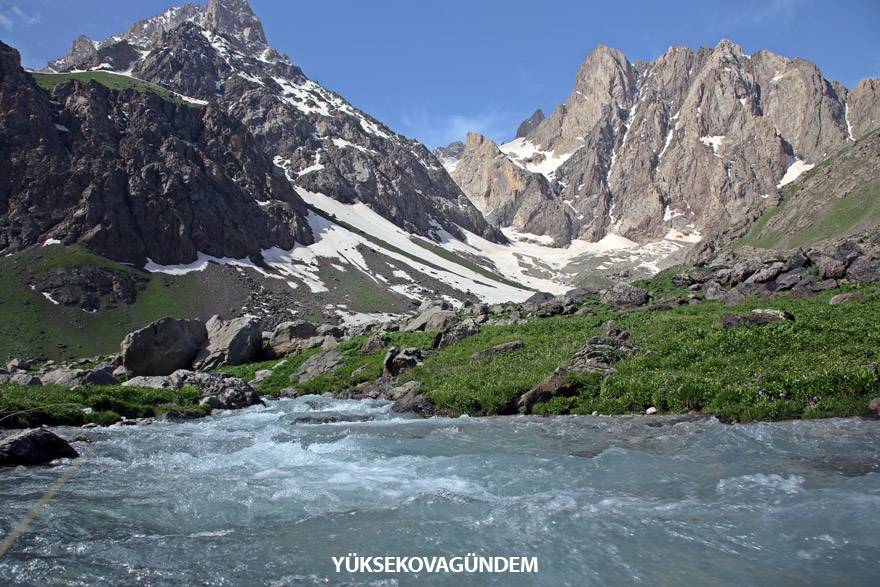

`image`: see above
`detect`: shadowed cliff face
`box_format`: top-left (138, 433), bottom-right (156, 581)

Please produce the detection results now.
top-left (0, 41), bottom-right (312, 266)
top-left (44, 0), bottom-right (505, 246)
top-left (451, 40), bottom-right (880, 248)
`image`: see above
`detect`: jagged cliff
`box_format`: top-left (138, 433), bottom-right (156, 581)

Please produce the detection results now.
top-left (451, 41), bottom-right (880, 249)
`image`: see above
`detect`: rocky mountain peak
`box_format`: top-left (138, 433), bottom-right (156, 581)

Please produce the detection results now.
top-left (515, 109), bottom-right (545, 138)
top-left (204, 0), bottom-right (267, 50)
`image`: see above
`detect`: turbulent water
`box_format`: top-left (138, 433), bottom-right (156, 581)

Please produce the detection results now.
top-left (1, 398), bottom-right (879, 586)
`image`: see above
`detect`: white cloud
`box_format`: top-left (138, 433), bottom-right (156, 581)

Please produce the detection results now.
top-left (0, 2), bottom-right (40, 30)
top-left (11, 6), bottom-right (40, 25)
top-left (400, 107), bottom-right (512, 148)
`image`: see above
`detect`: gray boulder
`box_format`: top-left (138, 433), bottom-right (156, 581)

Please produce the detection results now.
top-left (722, 309), bottom-right (795, 329)
top-left (391, 388), bottom-right (444, 417)
top-left (830, 293), bottom-right (864, 305)
top-left (124, 370), bottom-right (263, 410)
top-left (193, 315), bottom-right (262, 371)
top-left (702, 281), bottom-right (725, 301)
top-left (10, 373), bottom-right (41, 386)
top-left (0, 428), bottom-right (78, 466)
top-left (360, 336), bottom-right (387, 354)
top-left (601, 283), bottom-right (649, 308)
top-left (470, 341), bottom-right (525, 361)
top-left (292, 349), bottom-right (344, 384)
top-left (269, 320), bottom-right (319, 356)
top-left (120, 318), bottom-right (207, 376)
top-left (402, 307), bottom-right (458, 333)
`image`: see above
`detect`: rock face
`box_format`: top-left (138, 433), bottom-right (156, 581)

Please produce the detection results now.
top-left (193, 315), bottom-right (262, 370)
top-left (41, 0), bottom-right (504, 248)
top-left (269, 321), bottom-right (319, 356)
top-left (0, 41), bottom-right (312, 266)
top-left (695, 128), bottom-right (880, 257)
top-left (0, 428), bottom-right (78, 466)
top-left (449, 40), bottom-right (880, 250)
top-left (451, 133), bottom-right (573, 244)
top-left (432, 141), bottom-right (466, 172)
top-left (120, 318), bottom-right (208, 376)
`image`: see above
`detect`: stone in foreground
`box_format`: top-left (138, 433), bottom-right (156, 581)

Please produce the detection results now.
top-left (0, 428), bottom-right (78, 466)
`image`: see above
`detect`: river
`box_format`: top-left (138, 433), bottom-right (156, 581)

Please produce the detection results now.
top-left (1, 397), bottom-right (879, 586)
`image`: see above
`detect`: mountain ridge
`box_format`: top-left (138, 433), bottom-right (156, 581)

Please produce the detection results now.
top-left (448, 40), bottom-right (880, 253)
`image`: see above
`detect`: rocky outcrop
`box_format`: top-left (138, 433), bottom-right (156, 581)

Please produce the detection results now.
top-left (383, 347), bottom-right (423, 377)
top-left (722, 309), bottom-right (795, 329)
top-left (292, 349), bottom-right (344, 384)
top-left (847, 79), bottom-right (880, 140)
top-left (0, 428), bottom-right (78, 466)
top-left (124, 369), bottom-right (263, 409)
top-left (268, 321), bottom-right (319, 356)
top-left (470, 341), bottom-right (525, 361)
top-left (120, 318), bottom-right (207, 376)
top-left (515, 109), bottom-right (545, 139)
top-left (193, 315), bottom-right (262, 370)
top-left (601, 283), bottom-right (649, 308)
top-left (518, 321), bottom-right (638, 413)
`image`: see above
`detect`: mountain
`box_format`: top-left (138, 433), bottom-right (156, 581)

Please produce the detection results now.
top-left (1, 41), bottom-right (310, 266)
top-left (450, 41), bottom-right (880, 256)
top-left (432, 141), bottom-right (466, 173)
top-left (43, 0), bottom-right (503, 247)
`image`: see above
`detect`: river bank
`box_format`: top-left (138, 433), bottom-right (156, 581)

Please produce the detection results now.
top-left (2, 277), bottom-right (880, 431)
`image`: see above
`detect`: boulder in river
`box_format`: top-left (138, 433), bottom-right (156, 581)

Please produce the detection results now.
top-left (0, 428), bottom-right (78, 466)
top-left (120, 318), bottom-right (207, 376)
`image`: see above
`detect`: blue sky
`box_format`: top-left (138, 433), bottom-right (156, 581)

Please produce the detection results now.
top-left (2, 0), bottom-right (879, 147)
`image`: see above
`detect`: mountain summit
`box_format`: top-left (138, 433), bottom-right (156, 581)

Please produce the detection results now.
top-left (44, 0), bottom-right (503, 247)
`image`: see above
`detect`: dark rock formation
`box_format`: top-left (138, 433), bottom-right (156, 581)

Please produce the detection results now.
top-left (119, 318), bottom-right (207, 376)
top-left (0, 428), bottom-right (78, 466)
top-left (1, 41), bottom-right (312, 266)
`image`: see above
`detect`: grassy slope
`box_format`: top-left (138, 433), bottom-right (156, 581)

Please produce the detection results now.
top-left (31, 71), bottom-right (199, 107)
top-left (235, 281), bottom-right (880, 421)
top-left (3, 277), bottom-right (878, 425)
top-left (0, 245), bottom-right (201, 361)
